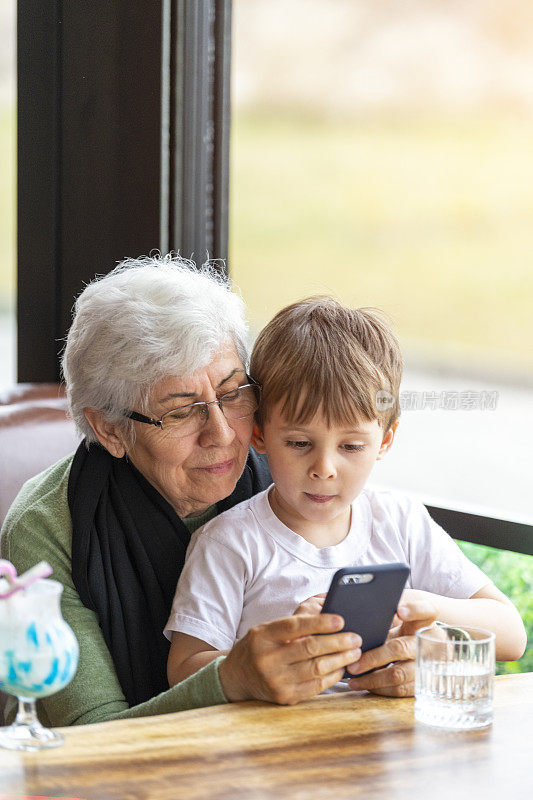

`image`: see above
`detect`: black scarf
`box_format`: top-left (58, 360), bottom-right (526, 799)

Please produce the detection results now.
top-left (68, 440), bottom-right (271, 707)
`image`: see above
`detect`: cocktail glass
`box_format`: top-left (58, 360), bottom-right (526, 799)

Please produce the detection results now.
top-left (0, 572), bottom-right (79, 750)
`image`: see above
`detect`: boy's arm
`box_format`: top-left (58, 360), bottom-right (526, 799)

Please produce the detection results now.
top-left (390, 493), bottom-right (526, 662)
top-left (164, 524), bottom-right (248, 680)
top-left (401, 583), bottom-right (527, 662)
top-left (168, 632), bottom-right (229, 686)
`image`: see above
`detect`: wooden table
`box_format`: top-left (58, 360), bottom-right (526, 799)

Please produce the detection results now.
top-left (1, 674), bottom-right (531, 800)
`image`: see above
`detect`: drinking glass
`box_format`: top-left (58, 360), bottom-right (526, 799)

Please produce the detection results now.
top-left (415, 623), bottom-right (495, 730)
top-left (0, 577), bottom-right (79, 750)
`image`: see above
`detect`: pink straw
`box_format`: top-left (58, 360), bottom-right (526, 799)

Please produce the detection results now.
top-left (0, 559), bottom-right (53, 599)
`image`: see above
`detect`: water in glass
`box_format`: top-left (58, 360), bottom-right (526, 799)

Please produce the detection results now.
top-left (415, 624), bottom-right (495, 730)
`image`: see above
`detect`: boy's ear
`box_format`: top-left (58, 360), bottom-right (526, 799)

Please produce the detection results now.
top-left (83, 407), bottom-right (128, 459)
top-left (251, 422), bottom-right (266, 454)
top-left (376, 421), bottom-right (399, 461)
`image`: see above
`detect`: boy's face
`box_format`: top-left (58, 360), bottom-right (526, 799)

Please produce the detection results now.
top-left (252, 403), bottom-right (396, 537)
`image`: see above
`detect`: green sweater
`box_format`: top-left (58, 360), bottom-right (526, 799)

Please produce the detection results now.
top-left (0, 454), bottom-right (228, 726)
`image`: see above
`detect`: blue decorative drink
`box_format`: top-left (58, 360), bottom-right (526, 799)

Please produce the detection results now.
top-left (0, 563), bottom-right (79, 750)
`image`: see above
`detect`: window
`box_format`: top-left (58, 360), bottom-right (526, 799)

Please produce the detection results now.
top-left (229, 0), bottom-right (533, 523)
top-left (0, 1), bottom-right (16, 384)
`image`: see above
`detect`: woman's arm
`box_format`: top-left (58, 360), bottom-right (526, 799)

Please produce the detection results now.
top-left (0, 570), bottom-right (231, 726)
top-left (3, 509), bottom-right (364, 718)
top-left (397, 584), bottom-right (526, 662)
top-left (1, 476), bottom-right (229, 726)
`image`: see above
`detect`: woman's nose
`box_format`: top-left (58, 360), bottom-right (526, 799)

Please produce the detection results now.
top-left (198, 402), bottom-right (236, 446)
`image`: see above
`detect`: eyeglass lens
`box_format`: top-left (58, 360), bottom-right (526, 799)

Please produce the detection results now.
top-left (160, 385), bottom-right (258, 434)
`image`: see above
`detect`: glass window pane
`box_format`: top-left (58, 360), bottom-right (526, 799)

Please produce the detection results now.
top-left (0, 2), bottom-right (16, 384)
top-left (230, 0), bottom-right (533, 522)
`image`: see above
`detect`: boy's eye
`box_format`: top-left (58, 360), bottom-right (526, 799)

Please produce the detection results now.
top-left (342, 444), bottom-right (365, 452)
top-left (286, 440), bottom-right (310, 449)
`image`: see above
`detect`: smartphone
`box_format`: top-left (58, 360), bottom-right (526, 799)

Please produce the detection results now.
top-left (321, 563), bottom-right (410, 679)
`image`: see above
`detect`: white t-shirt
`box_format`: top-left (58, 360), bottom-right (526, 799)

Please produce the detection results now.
top-left (164, 485), bottom-right (489, 650)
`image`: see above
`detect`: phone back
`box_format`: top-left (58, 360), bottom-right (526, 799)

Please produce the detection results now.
top-left (321, 563), bottom-right (410, 653)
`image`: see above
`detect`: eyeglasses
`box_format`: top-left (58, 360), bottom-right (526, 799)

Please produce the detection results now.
top-left (126, 383), bottom-right (260, 438)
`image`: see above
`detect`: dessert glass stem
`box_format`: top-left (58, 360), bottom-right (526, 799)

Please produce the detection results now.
top-left (0, 696), bottom-right (64, 750)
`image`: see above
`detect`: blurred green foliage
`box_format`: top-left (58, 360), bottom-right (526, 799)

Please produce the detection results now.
top-left (458, 540), bottom-right (532, 674)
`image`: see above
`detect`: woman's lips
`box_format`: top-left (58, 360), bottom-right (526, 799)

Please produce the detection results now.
top-left (196, 458), bottom-right (234, 475)
top-left (304, 493), bottom-right (335, 504)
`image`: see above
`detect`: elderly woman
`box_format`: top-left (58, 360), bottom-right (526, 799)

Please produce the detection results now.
top-left (1, 255), bottom-right (436, 726)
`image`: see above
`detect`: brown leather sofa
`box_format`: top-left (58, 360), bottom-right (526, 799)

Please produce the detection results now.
top-left (0, 383), bottom-right (80, 722)
top-left (0, 383), bottom-right (80, 527)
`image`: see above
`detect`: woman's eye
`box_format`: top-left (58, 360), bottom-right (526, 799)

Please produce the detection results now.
top-left (167, 407), bottom-right (194, 421)
top-left (342, 444), bottom-right (365, 452)
top-left (286, 440), bottom-right (310, 449)
top-left (220, 388), bottom-right (240, 402)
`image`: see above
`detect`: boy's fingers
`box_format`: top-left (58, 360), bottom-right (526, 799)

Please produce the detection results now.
top-left (397, 599), bottom-right (438, 626)
top-left (351, 679), bottom-right (415, 698)
top-left (390, 613), bottom-right (401, 629)
top-left (396, 617), bottom-right (436, 637)
top-left (348, 660), bottom-right (415, 697)
top-left (349, 634), bottom-right (415, 675)
top-left (293, 593), bottom-right (326, 616)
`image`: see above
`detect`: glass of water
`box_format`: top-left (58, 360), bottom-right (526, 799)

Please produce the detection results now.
top-left (415, 623), bottom-right (495, 730)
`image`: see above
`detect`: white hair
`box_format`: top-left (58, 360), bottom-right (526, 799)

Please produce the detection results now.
top-left (61, 253), bottom-right (249, 444)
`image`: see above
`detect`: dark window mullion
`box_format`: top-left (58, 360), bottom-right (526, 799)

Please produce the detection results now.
top-left (213, 1), bottom-right (232, 268)
top-left (171, 0), bottom-right (230, 269)
top-left (427, 505), bottom-right (533, 556)
top-left (17, 0), bottom-right (62, 381)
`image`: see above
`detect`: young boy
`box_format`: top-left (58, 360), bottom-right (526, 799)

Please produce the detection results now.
top-left (165, 298), bottom-right (526, 686)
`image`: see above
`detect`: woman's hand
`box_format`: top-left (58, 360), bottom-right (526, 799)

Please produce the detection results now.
top-left (218, 613), bottom-right (362, 705)
top-left (346, 596), bottom-right (438, 697)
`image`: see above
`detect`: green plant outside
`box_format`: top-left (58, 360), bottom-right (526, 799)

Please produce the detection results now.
top-left (457, 540), bottom-right (533, 674)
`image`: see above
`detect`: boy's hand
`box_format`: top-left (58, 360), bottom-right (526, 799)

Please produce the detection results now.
top-left (389, 588), bottom-right (429, 628)
top-left (293, 593), bottom-right (326, 616)
top-left (346, 596), bottom-right (437, 697)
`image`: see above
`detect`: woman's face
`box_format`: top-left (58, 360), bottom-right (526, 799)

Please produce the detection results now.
top-left (123, 345), bottom-right (253, 517)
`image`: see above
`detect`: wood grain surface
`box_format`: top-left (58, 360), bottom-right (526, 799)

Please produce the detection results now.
top-left (1, 674), bottom-right (531, 800)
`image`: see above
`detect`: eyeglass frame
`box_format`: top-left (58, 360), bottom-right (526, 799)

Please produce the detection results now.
top-left (125, 380), bottom-right (261, 434)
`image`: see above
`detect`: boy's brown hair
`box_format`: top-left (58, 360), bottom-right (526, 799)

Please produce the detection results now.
top-left (249, 297), bottom-right (403, 432)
